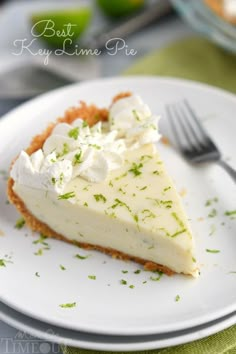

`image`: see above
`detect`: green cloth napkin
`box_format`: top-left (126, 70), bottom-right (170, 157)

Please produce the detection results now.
top-left (62, 36), bottom-right (236, 354)
top-left (61, 324), bottom-right (236, 354)
top-left (124, 36), bottom-right (236, 94)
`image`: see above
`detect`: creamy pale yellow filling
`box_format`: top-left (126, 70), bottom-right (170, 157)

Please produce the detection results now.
top-left (14, 144), bottom-right (198, 276)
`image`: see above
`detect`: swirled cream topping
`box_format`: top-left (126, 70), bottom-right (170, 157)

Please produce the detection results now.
top-left (11, 95), bottom-right (161, 193)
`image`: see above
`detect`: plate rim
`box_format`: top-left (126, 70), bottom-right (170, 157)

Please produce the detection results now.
top-left (0, 301), bottom-right (236, 352)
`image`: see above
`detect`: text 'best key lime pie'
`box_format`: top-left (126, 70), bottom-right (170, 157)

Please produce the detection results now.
top-left (8, 92), bottom-right (198, 277)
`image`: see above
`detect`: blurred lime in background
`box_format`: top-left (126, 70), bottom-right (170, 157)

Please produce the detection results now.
top-left (97, 0), bottom-right (145, 18)
top-left (31, 8), bottom-right (92, 48)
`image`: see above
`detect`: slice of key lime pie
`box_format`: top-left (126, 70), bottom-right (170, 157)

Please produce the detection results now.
top-left (8, 93), bottom-right (198, 277)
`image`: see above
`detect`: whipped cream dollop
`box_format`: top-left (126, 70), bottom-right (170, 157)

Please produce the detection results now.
top-left (224, 0), bottom-right (236, 17)
top-left (11, 95), bottom-right (161, 193)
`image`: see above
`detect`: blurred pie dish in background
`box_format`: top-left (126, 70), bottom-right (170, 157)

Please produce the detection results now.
top-left (204, 0), bottom-right (236, 24)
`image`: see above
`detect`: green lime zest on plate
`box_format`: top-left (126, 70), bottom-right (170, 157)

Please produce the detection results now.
top-left (34, 248), bottom-right (43, 256)
top-left (75, 254), bottom-right (89, 260)
top-left (175, 294), bottom-right (180, 302)
top-left (225, 210), bottom-right (236, 218)
top-left (33, 234), bottom-right (48, 246)
top-left (205, 197), bottom-right (218, 207)
top-left (59, 302), bottom-right (76, 308)
top-left (150, 271), bottom-right (163, 281)
top-left (0, 258), bottom-right (13, 267)
top-left (209, 224), bottom-right (216, 236)
top-left (206, 249), bottom-right (220, 253)
top-left (0, 259), bottom-right (6, 267)
top-left (208, 208), bottom-right (217, 218)
top-left (134, 269), bottom-right (141, 274)
top-left (15, 217), bottom-right (25, 229)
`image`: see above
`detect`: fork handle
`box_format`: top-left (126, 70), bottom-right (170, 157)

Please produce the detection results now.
top-left (217, 160), bottom-right (236, 183)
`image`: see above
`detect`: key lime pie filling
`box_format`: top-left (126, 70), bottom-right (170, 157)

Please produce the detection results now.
top-left (8, 93), bottom-right (198, 277)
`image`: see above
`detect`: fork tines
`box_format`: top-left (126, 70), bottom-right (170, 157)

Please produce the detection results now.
top-left (165, 100), bottom-right (220, 162)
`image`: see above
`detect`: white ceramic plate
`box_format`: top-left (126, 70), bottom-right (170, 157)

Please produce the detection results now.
top-left (0, 301), bottom-right (236, 352)
top-left (0, 77), bottom-right (236, 336)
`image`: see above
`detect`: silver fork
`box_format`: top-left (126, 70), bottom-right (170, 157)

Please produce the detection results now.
top-left (165, 100), bottom-right (236, 183)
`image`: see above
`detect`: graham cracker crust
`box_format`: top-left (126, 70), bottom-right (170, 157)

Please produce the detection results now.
top-left (7, 92), bottom-right (174, 276)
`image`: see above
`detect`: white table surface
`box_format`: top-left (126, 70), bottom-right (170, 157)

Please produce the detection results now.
top-left (0, 1), bottom-right (194, 352)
